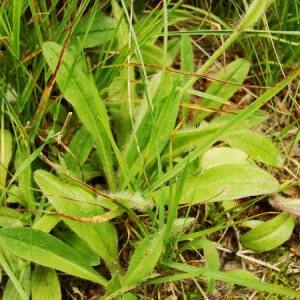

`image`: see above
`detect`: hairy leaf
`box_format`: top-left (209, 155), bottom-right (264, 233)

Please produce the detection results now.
top-left (34, 170), bottom-right (119, 274)
top-left (156, 164), bottom-right (279, 205)
top-left (123, 230), bottom-right (164, 286)
top-left (222, 129), bottom-right (283, 167)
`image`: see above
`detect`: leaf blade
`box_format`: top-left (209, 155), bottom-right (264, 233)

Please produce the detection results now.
top-left (0, 227), bottom-right (107, 285)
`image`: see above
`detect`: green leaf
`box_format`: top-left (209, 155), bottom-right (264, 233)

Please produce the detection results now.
top-left (0, 227), bottom-right (107, 285)
top-left (222, 129), bottom-right (283, 167)
top-left (0, 206), bottom-right (23, 228)
top-left (122, 292), bottom-right (138, 300)
top-left (64, 126), bottom-right (94, 178)
top-left (269, 194), bottom-right (300, 217)
top-left (14, 139), bottom-right (35, 209)
top-left (72, 11), bottom-right (117, 48)
top-left (122, 74), bottom-right (181, 185)
top-left (225, 269), bottom-right (260, 281)
top-left (32, 215), bottom-right (60, 233)
top-left (157, 164), bottom-right (279, 205)
top-left (57, 230), bottom-right (100, 266)
top-left (0, 251), bottom-right (28, 300)
top-left (3, 260), bottom-right (30, 300)
top-left (149, 67), bottom-right (300, 193)
top-left (123, 230), bottom-right (164, 286)
top-left (240, 213), bottom-right (296, 252)
top-left (195, 58), bottom-right (250, 122)
top-left (165, 114), bottom-right (261, 160)
top-left (184, 238), bottom-right (220, 293)
top-left (34, 170), bottom-right (119, 274)
top-left (108, 68), bottom-right (133, 147)
top-left (0, 129), bottom-right (13, 188)
top-left (201, 147), bottom-right (249, 170)
top-left (42, 41), bottom-right (117, 190)
top-left (152, 261), bottom-right (300, 298)
top-left (31, 266), bottom-right (61, 300)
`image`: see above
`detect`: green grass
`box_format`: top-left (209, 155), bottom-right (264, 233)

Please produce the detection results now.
top-left (0, 0), bottom-right (299, 299)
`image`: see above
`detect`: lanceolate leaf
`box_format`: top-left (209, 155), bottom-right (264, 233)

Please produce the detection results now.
top-left (64, 126), bottom-right (94, 178)
top-left (34, 170), bottom-right (119, 274)
top-left (31, 266), bottom-right (61, 300)
top-left (123, 230), bottom-right (164, 286)
top-left (201, 147), bottom-right (249, 170)
top-left (195, 58), bottom-right (250, 122)
top-left (240, 213), bottom-right (296, 252)
top-left (222, 129), bottom-right (283, 167)
top-left (42, 41), bottom-right (117, 189)
top-left (72, 11), bottom-right (117, 48)
top-left (156, 164), bottom-right (279, 205)
top-left (0, 227), bottom-right (107, 285)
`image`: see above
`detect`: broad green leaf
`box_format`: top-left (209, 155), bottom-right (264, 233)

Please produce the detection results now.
top-left (156, 164), bottom-right (279, 205)
top-left (201, 147), bottom-right (249, 170)
top-left (64, 126), bottom-right (94, 178)
top-left (72, 11), bottom-right (117, 48)
top-left (240, 213), bottom-right (296, 252)
top-left (42, 41), bottom-right (116, 189)
top-left (269, 194), bottom-right (300, 216)
top-left (123, 230), bottom-right (164, 286)
top-left (31, 266), bottom-right (61, 300)
top-left (195, 58), bottom-right (250, 122)
top-left (34, 170), bottom-right (119, 274)
top-left (165, 112), bottom-right (264, 160)
top-left (32, 214), bottom-right (60, 233)
top-left (0, 227), bottom-right (107, 285)
top-left (222, 129), bottom-right (283, 167)
top-left (0, 129), bottom-right (12, 189)
top-left (57, 230), bottom-right (100, 266)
